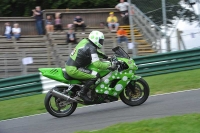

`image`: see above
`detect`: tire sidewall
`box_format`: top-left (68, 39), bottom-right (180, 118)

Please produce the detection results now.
top-left (120, 78), bottom-right (150, 106)
top-left (44, 91), bottom-right (77, 118)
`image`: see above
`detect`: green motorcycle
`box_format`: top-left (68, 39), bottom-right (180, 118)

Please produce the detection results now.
top-left (39, 46), bottom-right (150, 118)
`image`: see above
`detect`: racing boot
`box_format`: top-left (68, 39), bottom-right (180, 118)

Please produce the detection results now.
top-left (79, 80), bottom-right (94, 103)
top-left (79, 73), bottom-right (100, 103)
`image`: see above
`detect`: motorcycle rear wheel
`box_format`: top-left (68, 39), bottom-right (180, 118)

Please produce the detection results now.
top-left (120, 78), bottom-right (149, 106)
top-left (44, 91), bottom-right (77, 118)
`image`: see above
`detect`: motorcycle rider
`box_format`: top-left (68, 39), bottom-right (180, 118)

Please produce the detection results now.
top-left (65, 30), bottom-right (116, 103)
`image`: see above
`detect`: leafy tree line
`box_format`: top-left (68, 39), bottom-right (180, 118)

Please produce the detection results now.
top-left (0, 0), bottom-right (118, 17)
top-left (0, 0), bottom-right (197, 27)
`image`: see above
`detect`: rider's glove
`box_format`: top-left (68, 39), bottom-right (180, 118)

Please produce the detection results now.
top-left (108, 61), bottom-right (117, 71)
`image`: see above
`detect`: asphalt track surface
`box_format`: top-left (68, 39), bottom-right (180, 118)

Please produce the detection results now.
top-left (1, 89), bottom-right (200, 133)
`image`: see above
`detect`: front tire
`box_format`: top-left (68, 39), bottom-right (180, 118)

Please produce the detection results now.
top-left (120, 78), bottom-right (149, 106)
top-left (44, 91), bottom-right (77, 118)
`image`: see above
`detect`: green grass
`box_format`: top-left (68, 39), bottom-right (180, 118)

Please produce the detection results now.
top-left (0, 69), bottom-right (200, 120)
top-left (76, 113), bottom-right (200, 133)
top-left (0, 94), bottom-right (46, 120)
top-left (144, 69), bottom-right (200, 95)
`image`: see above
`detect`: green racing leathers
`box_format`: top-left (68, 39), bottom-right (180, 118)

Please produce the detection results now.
top-left (65, 38), bottom-right (110, 79)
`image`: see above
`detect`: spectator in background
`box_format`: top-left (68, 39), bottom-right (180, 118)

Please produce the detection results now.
top-left (32, 6), bottom-right (44, 35)
top-left (115, 0), bottom-right (134, 24)
top-left (12, 23), bottom-right (21, 40)
top-left (73, 16), bottom-right (86, 33)
top-left (117, 28), bottom-right (128, 44)
top-left (67, 24), bottom-right (74, 29)
top-left (54, 12), bottom-right (63, 32)
top-left (115, 0), bottom-right (129, 17)
top-left (3, 22), bottom-right (12, 40)
top-left (107, 12), bottom-right (119, 32)
top-left (45, 15), bottom-right (54, 33)
top-left (66, 27), bottom-right (77, 45)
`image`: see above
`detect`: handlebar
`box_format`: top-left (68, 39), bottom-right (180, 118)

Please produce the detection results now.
top-left (109, 55), bottom-right (118, 62)
top-left (110, 55), bottom-right (120, 71)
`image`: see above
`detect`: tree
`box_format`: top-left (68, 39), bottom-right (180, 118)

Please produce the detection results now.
top-left (132, 0), bottom-right (198, 27)
top-left (0, 0), bottom-right (118, 17)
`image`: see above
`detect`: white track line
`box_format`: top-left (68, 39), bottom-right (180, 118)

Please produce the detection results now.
top-left (150, 88), bottom-right (200, 97)
top-left (0, 88), bottom-right (200, 122)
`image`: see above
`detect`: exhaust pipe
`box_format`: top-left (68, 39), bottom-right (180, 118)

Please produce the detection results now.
top-left (50, 89), bottom-right (77, 103)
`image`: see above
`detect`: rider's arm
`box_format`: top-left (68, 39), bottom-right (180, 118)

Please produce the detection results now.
top-left (97, 49), bottom-right (108, 59)
top-left (90, 47), bottom-right (110, 70)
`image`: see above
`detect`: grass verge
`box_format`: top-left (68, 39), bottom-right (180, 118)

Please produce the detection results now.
top-left (144, 69), bottom-right (200, 95)
top-left (75, 113), bottom-right (200, 133)
top-left (0, 69), bottom-right (200, 120)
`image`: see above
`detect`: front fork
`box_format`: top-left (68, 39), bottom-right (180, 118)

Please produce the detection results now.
top-left (129, 75), bottom-right (141, 93)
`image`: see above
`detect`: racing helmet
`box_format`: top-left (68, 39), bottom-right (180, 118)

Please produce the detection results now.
top-left (88, 31), bottom-right (104, 49)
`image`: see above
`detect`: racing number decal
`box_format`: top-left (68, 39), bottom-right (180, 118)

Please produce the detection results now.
top-left (71, 48), bottom-right (76, 56)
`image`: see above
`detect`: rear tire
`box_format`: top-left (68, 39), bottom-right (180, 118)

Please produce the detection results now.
top-left (44, 91), bottom-right (77, 118)
top-left (120, 78), bottom-right (149, 106)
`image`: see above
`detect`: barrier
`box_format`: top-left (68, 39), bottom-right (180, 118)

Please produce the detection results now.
top-left (0, 74), bottom-right (42, 100)
top-left (134, 47), bottom-right (200, 76)
top-left (0, 73), bottom-right (66, 101)
top-left (0, 48), bottom-right (200, 101)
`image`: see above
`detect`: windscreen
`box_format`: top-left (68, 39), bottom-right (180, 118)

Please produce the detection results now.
top-left (112, 46), bottom-right (130, 59)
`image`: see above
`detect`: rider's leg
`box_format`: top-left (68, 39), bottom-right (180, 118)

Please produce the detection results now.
top-left (66, 66), bottom-right (100, 102)
top-left (79, 72), bottom-right (100, 102)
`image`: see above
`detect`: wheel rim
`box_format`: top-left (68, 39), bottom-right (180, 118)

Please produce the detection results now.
top-left (124, 81), bottom-right (144, 101)
top-left (49, 95), bottom-right (73, 115)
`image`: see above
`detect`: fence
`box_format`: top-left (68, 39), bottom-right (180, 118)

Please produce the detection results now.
top-left (0, 73), bottom-right (66, 101)
top-left (0, 8), bottom-right (122, 35)
top-left (131, 4), bottom-right (162, 53)
top-left (0, 47), bottom-right (200, 101)
top-left (134, 47), bottom-right (200, 76)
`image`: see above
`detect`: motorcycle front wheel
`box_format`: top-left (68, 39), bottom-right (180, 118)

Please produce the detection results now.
top-left (120, 78), bottom-right (149, 106)
top-left (44, 91), bottom-right (77, 118)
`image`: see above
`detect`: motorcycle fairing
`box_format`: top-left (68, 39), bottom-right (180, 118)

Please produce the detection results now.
top-left (94, 70), bottom-right (141, 97)
top-left (94, 58), bottom-right (140, 97)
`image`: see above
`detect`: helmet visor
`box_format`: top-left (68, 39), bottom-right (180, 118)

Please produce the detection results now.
top-left (99, 39), bottom-right (104, 46)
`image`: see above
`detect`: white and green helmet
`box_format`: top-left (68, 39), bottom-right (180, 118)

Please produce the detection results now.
top-left (88, 31), bottom-right (104, 49)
